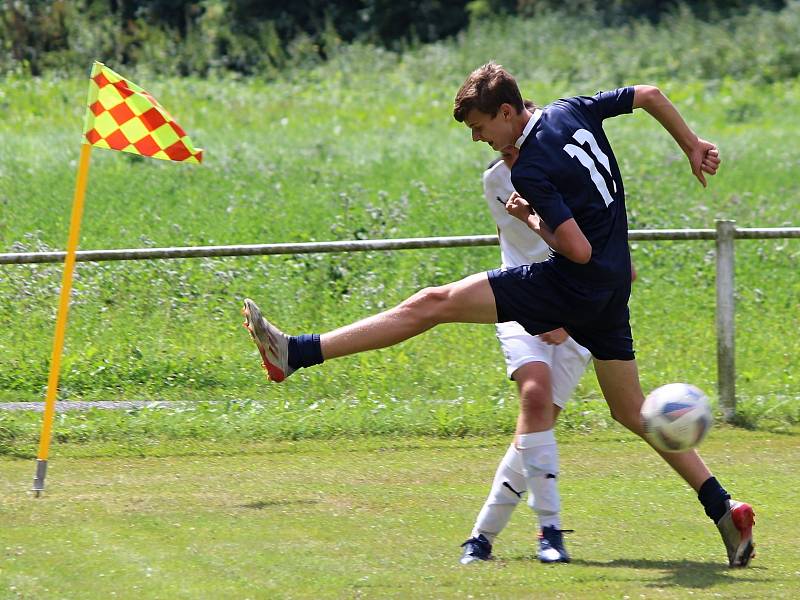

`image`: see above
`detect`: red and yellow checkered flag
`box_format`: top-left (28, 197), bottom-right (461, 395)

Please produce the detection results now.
top-left (82, 61), bottom-right (203, 163)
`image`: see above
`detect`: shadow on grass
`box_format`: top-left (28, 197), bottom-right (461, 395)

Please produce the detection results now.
top-left (570, 557), bottom-right (768, 589)
top-left (240, 498), bottom-right (321, 509)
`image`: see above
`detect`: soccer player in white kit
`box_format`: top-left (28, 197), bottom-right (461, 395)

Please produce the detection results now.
top-left (459, 141), bottom-right (591, 564)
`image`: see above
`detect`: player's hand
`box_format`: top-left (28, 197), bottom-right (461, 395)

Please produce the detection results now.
top-left (688, 139), bottom-right (720, 187)
top-left (506, 191), bottom-right (533, 223)
top-left (540, 328), bottom-right (569, 345)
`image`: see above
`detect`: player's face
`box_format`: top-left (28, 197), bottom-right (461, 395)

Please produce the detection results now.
top-left (500, 145), bottom-right (519, 168)
top-left (464, 105), bottom-right (516, 151)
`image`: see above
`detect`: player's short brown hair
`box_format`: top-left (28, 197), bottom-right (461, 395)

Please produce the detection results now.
top-left (453, 62), bottom-right (525, 122)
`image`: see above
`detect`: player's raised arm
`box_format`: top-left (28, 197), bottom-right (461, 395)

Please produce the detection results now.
top-left (632, 85), bottom-right (721, 187)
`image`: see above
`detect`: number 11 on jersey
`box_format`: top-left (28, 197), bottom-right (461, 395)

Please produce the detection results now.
top-left (563, 128), bottom-right (617, 207)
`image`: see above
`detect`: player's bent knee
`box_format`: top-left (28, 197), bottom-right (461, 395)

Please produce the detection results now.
top-left (399, 286), bottom-right (450, 327)
top-left (519, 381), bottom-right (549, 403)
top-left (519, 392), bottom-right (552, 417)
top-left (518, 383), bottom-right (553, 415)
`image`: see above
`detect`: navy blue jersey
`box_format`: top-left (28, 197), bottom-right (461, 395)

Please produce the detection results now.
top-left (511, 87), bottom-right (635, 288)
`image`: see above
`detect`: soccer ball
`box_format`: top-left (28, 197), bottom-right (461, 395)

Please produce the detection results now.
top-left (641, 383), bottom-right (712, 452)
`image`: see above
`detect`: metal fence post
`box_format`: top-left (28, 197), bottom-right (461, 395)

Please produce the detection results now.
top-left (715, 220), bottom-right (737, 422)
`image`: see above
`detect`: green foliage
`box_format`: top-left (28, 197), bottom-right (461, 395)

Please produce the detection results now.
top-left (0, 1), bottom-right (796, 77)
top-left (1, 12), bottom-right (799, 445)
top-left (515, 0), bottom-right (788, 22)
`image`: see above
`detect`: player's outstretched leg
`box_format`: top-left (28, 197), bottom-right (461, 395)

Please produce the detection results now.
top-left (242, 273), bottom-right (497, 382)
top-left (320, 272), bottom-right (497, 360)
top-left (593, 358), bottom-right (756, 567)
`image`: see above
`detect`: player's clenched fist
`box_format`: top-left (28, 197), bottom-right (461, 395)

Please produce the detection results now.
top-left (505, 191), bottom-right (533, 223)
top-left (689, 139), bottom-right (720, 187)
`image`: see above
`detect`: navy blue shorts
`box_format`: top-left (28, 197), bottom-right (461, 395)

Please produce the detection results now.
top-left (487, 263), bottom-right (634, 361)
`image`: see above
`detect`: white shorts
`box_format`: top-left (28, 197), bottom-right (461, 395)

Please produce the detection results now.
top-left (495, 321), bottom-right (592, 408)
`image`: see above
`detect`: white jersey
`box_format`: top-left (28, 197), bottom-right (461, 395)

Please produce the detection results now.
top-left (483, 158), bottom-right (592, 391)
top-left (482, 159), bottom-right (551, 268)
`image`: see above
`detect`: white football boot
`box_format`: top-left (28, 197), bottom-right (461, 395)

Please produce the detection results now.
top-left (716, 500), bottom-right (755, 567)
top-left (242, 298), bottom-right (294, 382)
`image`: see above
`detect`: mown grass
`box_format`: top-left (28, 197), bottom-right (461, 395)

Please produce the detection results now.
top-left (1, 11), bottom-right (798, 446)
top-left (1, 428), bottom-right (798, 599)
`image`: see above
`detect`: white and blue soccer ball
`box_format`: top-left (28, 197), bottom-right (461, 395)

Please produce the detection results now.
top-left (641, 383), bottom-right (712, 452)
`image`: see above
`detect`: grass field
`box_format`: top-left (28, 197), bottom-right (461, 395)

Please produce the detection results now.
top-left (1, 10), bottom-right (798, 599)
top-left (1, 428), bottom-right (798, 599)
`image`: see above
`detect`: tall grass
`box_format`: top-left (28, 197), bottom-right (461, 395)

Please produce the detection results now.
top-left (0, 11), bottom-right (798, 451)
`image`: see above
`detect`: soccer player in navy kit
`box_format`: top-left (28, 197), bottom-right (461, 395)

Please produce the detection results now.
top-left (241, 62), bottom-right (755, 567)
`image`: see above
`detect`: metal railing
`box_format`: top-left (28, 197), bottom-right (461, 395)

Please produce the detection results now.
top-left (2, 220), bottom-right (799, 420)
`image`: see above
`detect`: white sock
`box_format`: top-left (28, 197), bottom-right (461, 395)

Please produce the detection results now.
top-left (517, 430), bottom-right (561, 530)
top-left (470, 444), bottom-right (526, 543)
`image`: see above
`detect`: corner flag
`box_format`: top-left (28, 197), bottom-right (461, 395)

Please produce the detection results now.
top-left (32, 62), bottom-right (203, 497)
top-left (83, 61), bottom-right (203, 163)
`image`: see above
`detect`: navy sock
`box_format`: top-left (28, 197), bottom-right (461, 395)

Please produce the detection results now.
top-left (698, 476), bottom-right (731, 524)
top-left (287, 334), bottom-right (323, 370)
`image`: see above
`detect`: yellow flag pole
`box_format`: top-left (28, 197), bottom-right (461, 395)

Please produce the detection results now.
top-left (32, 142), bottom-right (92, 497)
